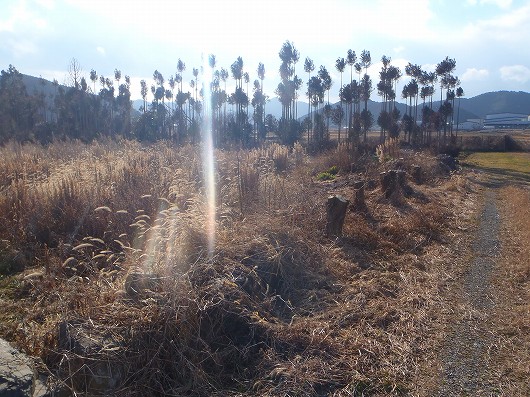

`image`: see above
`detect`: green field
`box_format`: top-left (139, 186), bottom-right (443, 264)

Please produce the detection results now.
top-left (463, 152), bottom-right (530, 174)
top-left (462, 152), bottom-right (530, 184)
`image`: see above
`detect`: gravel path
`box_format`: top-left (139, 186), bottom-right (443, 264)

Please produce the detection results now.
top-left (436, 188), bottom-right (501, 396)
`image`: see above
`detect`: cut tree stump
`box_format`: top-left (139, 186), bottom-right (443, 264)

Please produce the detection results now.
top-left (326, 195), bottom-right (349, 236)
top-left (397, 169), bottom-right (414, 196)
top-left (396, 170), bottom-right (406, 188)
top-left (380, 170), bottom-right (398, 199)
top-left (411, 165), bottom-right (422, 184)
top-left (380, 170), bottom-right (412, 200)
top-left (351, 180), bottom-right (367, 212)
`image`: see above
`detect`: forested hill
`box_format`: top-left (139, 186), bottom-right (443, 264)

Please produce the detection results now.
top-left (21, 74), bottom-right (56, 98)
top-left (455, 91), bottom-right (530, 118)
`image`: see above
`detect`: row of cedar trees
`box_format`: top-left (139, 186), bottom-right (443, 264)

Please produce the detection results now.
top-left (0, 41), bottom-right (463, 147)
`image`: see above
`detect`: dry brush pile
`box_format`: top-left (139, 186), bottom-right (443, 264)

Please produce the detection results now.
top-left (0, 139), bottom-right (469, 396)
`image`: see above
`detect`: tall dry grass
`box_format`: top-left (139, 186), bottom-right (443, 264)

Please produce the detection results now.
top-left (0, 139), bottom-right (318, 275)
top-left (0, 138), bottom-right (462, 396)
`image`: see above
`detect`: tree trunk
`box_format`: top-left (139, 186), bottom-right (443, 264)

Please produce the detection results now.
top-left (326, 195), bottom-right (349, 237)
top-left (456, 98), bottom-right (461, 138)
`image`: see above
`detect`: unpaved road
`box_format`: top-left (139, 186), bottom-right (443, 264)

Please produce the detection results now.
top-left (436, 187), bottom-right (500, 396)
top-left (435, 165), bottom-right (529, 397)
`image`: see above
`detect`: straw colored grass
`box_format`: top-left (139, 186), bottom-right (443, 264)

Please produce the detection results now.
top-left (0, 139), bottom-right (470, 396)
top-left (489, 185), bottom-right (530, 396)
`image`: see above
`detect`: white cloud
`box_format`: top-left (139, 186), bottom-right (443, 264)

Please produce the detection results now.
top-left (65, 0), bottom-right (438, 56)
top-left (466, 0), bottom-right (512, 7)
top-left (393, 46), bottom-right (405, 54)
top-left (0, 2), bottom-right (22, 32)
top-left (6, 38), bottom-right (38, 57)
top-left (421, 63), bottom-right (437, 73)
top-left (480, 0), bottom-right (512, 8)
top-left (462, 3), bottom-right (530, 42)
top-left (461, 68), bottom-right (489, 81)
top-left (0, 0), bottom-right (50, 63)
top-left (500, 65), bottom-right (530, 83)
top-left (96, 46), bottom-right (106, 56)
top-left (0, 1), bottom-right (49, 33)
top-left (360, 0), bottom-right (436, 41)
top-left (35, 0), bottom-right (56, 9)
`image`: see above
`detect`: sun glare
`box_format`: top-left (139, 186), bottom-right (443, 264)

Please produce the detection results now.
top-left (201, 54), bottom-right (216, 259)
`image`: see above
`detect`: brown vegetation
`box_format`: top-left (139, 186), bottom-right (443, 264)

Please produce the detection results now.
top-left (490, 185), bottom-right (530, 396)
top-left (0, 139), bottom-right (472, 396)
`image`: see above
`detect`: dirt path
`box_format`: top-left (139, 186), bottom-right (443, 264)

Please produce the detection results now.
top-left (436, 186), bottom-right (500, 396)
top-left (434, 156), bottom-right (530, 397)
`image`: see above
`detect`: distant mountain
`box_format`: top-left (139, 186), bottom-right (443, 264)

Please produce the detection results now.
top-left (456, 91), bottom-right (530, 118)
top-left (83, 87), bottom-right (530, 124)
top-left (21, 74), bottom-right (62, 105)
top-left (292, 98), bottom-right (478, 126)
top-left (290, 91), bottom-right (530, 123)
top-left (264, 97), bottom-right (309, 120)
top-left (20, 74), bottom-right (141, 119)
top-left (411, 99), bottom-right (479, 122)
top-left (132, 99), bottom-right (147, 112)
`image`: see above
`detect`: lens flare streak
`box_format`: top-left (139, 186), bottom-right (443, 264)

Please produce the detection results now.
top-left (201, 56), bottom-right (216, 259)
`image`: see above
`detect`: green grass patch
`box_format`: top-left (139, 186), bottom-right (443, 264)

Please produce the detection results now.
top-left (463, 152), bottom-right (530, 175)
top-left (316, 165), bottom-right (339, 181)
top-left (316, 171), bottom-right (336, 181)
top-left (327, 165), bottom-right (339, 175)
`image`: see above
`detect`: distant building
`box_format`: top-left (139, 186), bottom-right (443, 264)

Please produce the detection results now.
top-left (483, 113), bottom-right (530, 129)
top-left (457, 118), bottom-right (483, 131)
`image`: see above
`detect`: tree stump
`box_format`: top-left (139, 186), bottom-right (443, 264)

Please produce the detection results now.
top-left (380, 170), bottom-right (397, 199)
top-left (411, 165), bottom-right (422, 184)
top-left (381, 170), bottom-right (412, 200)
top-left (399, 169), bottom-right (414, 196)
top-left (396, 170), bottom-right (406, 188)
top-left (326, 195), bottom-right (349, 236)
top-left (351, 180), bottom-right (367, 212)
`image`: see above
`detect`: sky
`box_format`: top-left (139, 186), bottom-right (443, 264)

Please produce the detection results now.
top-left (2, 0), bottom-right (530, 104)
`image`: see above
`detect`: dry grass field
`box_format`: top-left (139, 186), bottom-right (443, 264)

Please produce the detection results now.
top-left (0, 139), bottom-right (516, 396)
top-left (491, 185), bottom-right (530, 396)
